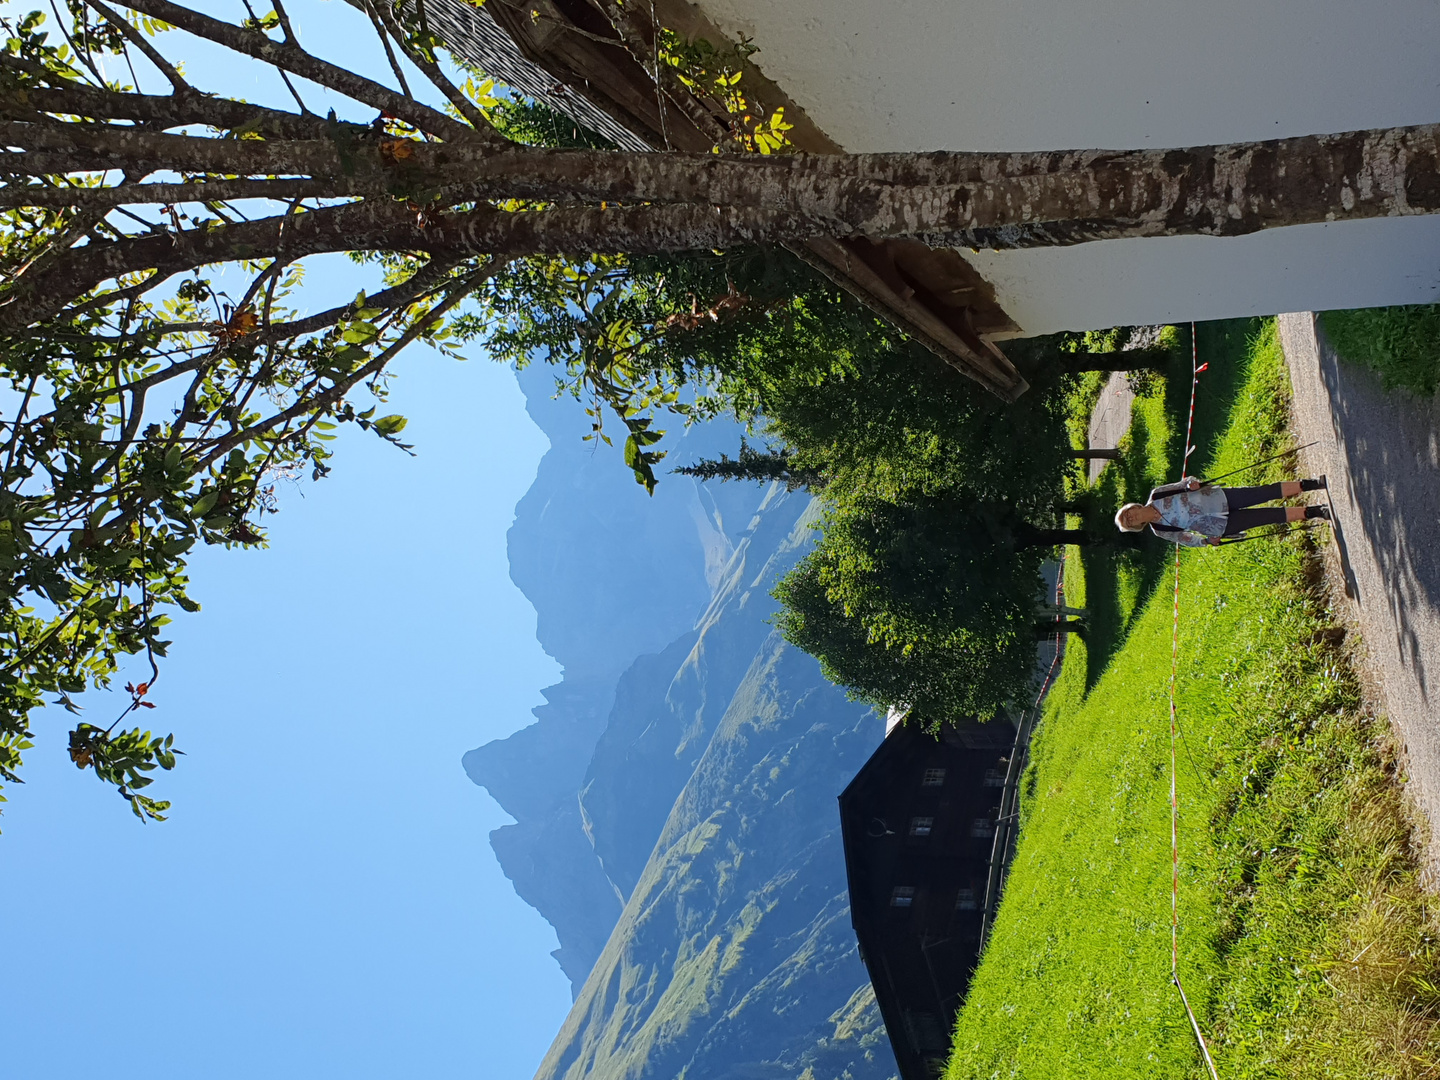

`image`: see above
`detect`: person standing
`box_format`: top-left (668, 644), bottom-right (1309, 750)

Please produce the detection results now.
top-left (1114, 477), bottom-right (1329, 547)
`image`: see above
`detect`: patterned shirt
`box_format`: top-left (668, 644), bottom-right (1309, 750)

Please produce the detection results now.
top-left (1147, 478), bottom-right (1228, 547)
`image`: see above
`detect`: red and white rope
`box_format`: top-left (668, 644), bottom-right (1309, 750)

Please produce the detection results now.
top-left (1170, 323), bottom-right (1220, 1079)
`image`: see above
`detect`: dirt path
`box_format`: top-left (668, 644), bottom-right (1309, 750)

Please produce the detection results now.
top-left (1086, 371), bottom-right (1134, 482)
top-left (1279, 312), bottom-right (1440, 871)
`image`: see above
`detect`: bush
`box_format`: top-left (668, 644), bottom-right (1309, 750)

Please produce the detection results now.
top-left (1321, 304), bottom-right (1440, 396)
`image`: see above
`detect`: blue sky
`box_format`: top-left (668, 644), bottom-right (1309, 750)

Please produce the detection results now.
top-left (1, 3), bottom-right (576, 1076)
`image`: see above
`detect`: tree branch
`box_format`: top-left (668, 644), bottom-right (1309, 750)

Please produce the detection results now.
top-left (0, 77), bottom-right (346, 139)
top-left (46, 0), bottom-right (109, 87)
top-left (589, 0), bottom-right (730, 147)
top-left (0, 204), bottom-right (103, 283)
top-left (250, 254), bottom-right (463, 341)
top-left (200, 257), bottom-right (508, 465)
top-left (0, 49), bottom-right (94, 89)
top-left (0, 200), bottom-right (797, 330)
top-left (361, 0), bottom-right (415, 102)
top-left (0, 202), bottom-right (391, 328)
top-left (235, 0), bottom-right (312, 114)
top-left (0, 176), bottom-right (357, 209)
top-left (57, 269), bottom-right (163, 318)
top-left (158, 259), bottom-right (281, 457)
top-left (83, 0), bottom-right (190, 93)
top-left (26, 279), bottom-right (412, 440)
top-left (116, 0), bottom-right (496, 145)
top-left (368, 0), bottom-right (494, 135)
top-left (268, 0), bottom-right (301, 44)
top-left (0, 119), bottom-right (349, 177)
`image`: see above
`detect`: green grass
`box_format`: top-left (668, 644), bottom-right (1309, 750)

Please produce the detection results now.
top-left (1321, 304), bottom-right (1440, 397)
top-left (1067, 321), bottom-right (1256, 685)
top-left (948, 321), bottom-right (1440, 1079)
top-left (1064, 369), bottom-right (1111, 454)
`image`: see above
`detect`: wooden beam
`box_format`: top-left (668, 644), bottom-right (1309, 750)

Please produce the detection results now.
top-left (794, 238), bottom-right (1029, 401)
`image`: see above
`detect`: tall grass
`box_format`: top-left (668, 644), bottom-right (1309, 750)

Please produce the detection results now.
top-left (1321, 305), bottom-right (1440, 397)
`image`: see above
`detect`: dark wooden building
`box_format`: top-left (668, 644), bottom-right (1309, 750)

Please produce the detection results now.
top-left (838, 717), bottom-right (1024, 1080)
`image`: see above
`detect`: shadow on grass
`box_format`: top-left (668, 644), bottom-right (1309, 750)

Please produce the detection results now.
top-left (1073, 319), bottom-right (1264, 687)
top-left (1077, 410), bottom-right (1166, 685)
top-left (1181, 320), bottom-right (1257, 481)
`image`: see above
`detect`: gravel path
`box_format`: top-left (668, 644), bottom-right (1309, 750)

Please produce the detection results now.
top-left (1279, 312), bottom-right (1440, 872)
top-left (1086, 371), bottom-right (1134, 482)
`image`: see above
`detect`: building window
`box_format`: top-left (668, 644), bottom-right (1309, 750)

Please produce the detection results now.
top-left (983, 768), bottom-right (1006, 787)
top-left (954, 888), bottom-right (977, 911)
top-left (890, 886), bottom-right (916, 908)
top-left (921, 768), bottom-right (946, 788)
top-left (909, 816), bottom-right (934, 837)
top-left (970, 817), bottom-right (996, 838)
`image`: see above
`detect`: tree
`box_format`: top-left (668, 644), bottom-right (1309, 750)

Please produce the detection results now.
top-left (4, 2), bottom-right (1436, 288)
top-left (489, 253), bottom-right (1177, 499)
top-left (768, 347), bottom-right (1074, 507)
top-left (674, 441), bottom-right (819, 491)
top-left (1000, 335), bottom-right (1173, 375)
top-left (478, 243), bottom-right (874, 488)
top-left (773, 493), bottom-right (1087, 725)
top-left (4, 0), bottom-right (1438, 329)
top-left (0, 0), bottom-right (1433, 812)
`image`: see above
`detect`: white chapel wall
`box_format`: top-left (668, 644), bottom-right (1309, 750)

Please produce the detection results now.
top-left (692, 0), bottom-right (1440, 333)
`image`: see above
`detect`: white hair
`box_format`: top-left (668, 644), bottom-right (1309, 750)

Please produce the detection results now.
top-left (1115, 503), bottom-right (1146, 532)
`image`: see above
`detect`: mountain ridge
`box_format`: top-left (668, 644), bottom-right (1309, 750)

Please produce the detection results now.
top-left (468, 368), bottom-right (896, 1079)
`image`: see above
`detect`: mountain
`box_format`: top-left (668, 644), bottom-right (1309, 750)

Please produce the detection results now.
top-left (466, 365), bottom-right (897, 1080)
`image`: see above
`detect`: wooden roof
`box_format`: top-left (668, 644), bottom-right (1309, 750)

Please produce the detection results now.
top-left (428, 0), bottom-right (1028, 399)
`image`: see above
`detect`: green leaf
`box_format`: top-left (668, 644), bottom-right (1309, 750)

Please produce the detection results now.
top-left (373, 414), bottom-right (408, 436)
top-left (341, 321), bottom-right (380, 345)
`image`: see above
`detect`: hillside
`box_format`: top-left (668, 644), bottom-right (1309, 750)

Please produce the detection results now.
top-left (466, 367), bottom-right (898, 1079)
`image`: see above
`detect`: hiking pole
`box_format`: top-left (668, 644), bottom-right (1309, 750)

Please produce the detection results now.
top-left (1197, 442), bottom-right (1317, 486)
top-left (1213, 520), bottom-right (1328, 545)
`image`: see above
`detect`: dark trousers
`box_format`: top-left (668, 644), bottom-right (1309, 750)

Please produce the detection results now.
top-left (1223, 484), bottom-right (1287, 534)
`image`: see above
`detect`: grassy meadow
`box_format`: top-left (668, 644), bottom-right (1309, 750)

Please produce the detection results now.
top-left (946, 321), bottom-right (1440, 1079)
top-left (1321, 305), bottom-right (1440, 397)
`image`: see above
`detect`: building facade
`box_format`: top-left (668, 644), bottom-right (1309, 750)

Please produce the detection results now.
top-left (838, 719), bottom-right (1020, 1080)
top-left (687, 0), bottom-right (1440, 334)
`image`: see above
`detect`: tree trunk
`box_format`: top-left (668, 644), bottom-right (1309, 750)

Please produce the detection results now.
top-left (1037, 604), bottom-right (1090, 618)
top-left (14, 102), bottom-right (1440, 250)
top-left (1068, 448), bottom-right (1122, 461)
top-left (11, 0), bottom-right (1440, 333)
top-left (1017, 528), bottom-right (1105, 548)
top-left (1035, 618), bottom-right (1087, 639)
top-left (1018, 526), bottom-right (1150, 549)
top-left (1063, 346), bottom-right (1171, 372)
